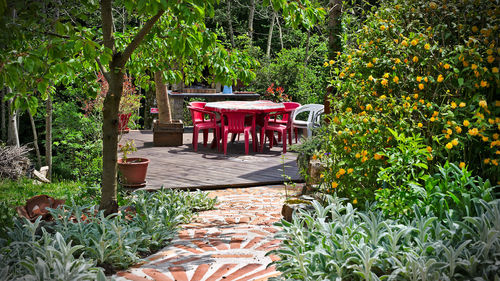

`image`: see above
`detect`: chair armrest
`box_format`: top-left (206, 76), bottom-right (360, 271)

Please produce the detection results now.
top-left (188, 107), bottom-right (217, 121)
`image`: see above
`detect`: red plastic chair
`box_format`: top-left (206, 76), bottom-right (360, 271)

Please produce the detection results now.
top-left (221, 111), bottom-right (256, 155)
top-left (188, 106), bottom-right (219, 152)
top-left (189, 101), bottom-right (207, 123)
top-left (269, 102), bottom-right (301, 144)
top-left (260, 110), bottom-right (293, 153)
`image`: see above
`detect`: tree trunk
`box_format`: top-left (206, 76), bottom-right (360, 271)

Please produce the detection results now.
top-left (99, 71), bottom-right (123, 215)
top-left (266, 12), bottom-right (276, 58)
top-left (7, 88), bottom-right (19, 147)
top-left (1, 89), bottom-right (5, 141)
top-left (328, 0), bottom-right (342, 59)
top-left (154, 71), bottom-right (171, 124)
top-left (276, 15), bottom-right (284, 51)
top-left (325, 0), bottom-right (342, 116)
top-left (248, 0), bottom-right (255, 43)
top-left (226, 0), bottom-right (235, 48)
top-left (45, 95), bottom-right (52, 180)
top-left (28, 110), bottom-right (42, 168)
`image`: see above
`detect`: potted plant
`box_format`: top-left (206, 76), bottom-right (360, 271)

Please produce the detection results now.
top-left (117, 140), bottom-right (149, 188)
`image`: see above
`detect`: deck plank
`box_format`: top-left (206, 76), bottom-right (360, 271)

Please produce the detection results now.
top-left (122, 130), bottom-right (302, 190)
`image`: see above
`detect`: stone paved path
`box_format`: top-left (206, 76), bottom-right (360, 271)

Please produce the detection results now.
top-left (114, 185), bottom-right (301, 281)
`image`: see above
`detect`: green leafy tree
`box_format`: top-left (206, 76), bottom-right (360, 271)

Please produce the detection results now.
top-left (1, 0), bottom-right (325, 214)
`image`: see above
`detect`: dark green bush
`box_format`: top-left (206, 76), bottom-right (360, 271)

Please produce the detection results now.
top-left (249, 31), bottom-right (328, 105)
top-left (51, 102), bottom-right (102, 185)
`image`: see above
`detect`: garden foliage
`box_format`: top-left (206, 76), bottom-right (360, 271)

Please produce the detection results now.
top-left (249, 31), bottom-right (329, 105)
top-left (0, 189), bottom-right (216, 279)
top-left (51, 101), bottom-right (103, 184)
top-left (312, 0), bottom-right (499, 206)
top-left (277, 0), bottom-right (500, 279)
top-left (271, 195), bottom-right (500, 280)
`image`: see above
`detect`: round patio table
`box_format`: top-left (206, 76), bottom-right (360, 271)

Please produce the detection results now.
top-left (204, 100), bottom-right (285, 113)
top-left (204, 101), bottom-right (285, 153)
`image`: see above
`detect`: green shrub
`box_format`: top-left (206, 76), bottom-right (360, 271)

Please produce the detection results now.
top-left (0, 188), bottom-right (216, 277)
top-left (270, 196), bottom-right (500, 280)
top-left (373, 129), bottom-right (431, 216)
top-left (290, 132), bottom-right (324, 180)
top-left (51, 102), bottom-right (102, 185)
top-left (250, 31), bottom-right (328, 104)
top-left (414, 162), bottom-right (495, 220)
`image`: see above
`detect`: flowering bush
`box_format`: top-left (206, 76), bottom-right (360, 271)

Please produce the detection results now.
top-left (313, 0), bottom-right (499, 210)
top-left (264, 83), bottom-right (289, 102)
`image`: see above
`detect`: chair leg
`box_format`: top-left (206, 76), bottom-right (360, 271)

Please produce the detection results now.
top-left (252, 127), bottom-right (257, 152)
top-left (260, 128), bottom-right (266, 152)
top-left (288, 128), bottom-right (292, 145)
top-left (215, 127), bottom-right (220, 152)
top-left (223, 131), bottom-right (228, 155)
top-left (282, 130), bottom-right (287, 153)
top-left (193, 127), bottom-right (199, 151)
top-left (203, 129), bottom-right (209, 147)
top-left (294, 128), bottom-right (298, 143)
top-left (244, 130), bottom-right (249, 155)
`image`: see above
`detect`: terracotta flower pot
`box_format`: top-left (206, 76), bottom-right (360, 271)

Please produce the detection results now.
top-left (117, 157), bottom-right (149, 187)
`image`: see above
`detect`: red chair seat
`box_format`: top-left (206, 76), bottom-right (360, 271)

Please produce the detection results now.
top-left (260, 109), bottom-right (295, 153)
top-left (188, 106), bottom-right (219, 152)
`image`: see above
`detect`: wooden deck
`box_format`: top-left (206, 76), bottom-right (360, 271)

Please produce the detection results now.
top-left (121, 130), bottom-right (302, 190)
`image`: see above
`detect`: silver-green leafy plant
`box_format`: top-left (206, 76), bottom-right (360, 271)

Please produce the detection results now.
top-left (0, 188), bottom-right (216, 279)
top-left (0, 218), bottom-right (105, 281)
top-left (270, 195), bottom-right (500, 281)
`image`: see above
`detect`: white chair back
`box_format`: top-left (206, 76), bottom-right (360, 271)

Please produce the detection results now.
top-left (291, 104), bottom-right (324, 138)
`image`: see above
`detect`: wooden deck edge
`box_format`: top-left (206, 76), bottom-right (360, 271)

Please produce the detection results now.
top-left (132, 178), bottom-right (305, 192)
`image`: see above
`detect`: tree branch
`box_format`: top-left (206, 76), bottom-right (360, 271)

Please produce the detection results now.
top-left (96, 58), bottom-right (110, 82)
top-left (101, 0), bottom-right (115, 52)
top-left (120, 9), bottom-right (164, 68)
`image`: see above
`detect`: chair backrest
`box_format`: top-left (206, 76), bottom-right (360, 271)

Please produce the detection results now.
top-left (283, 102), bottom-right (301, 110)
top-left (268, 102), bottom-right (300, 123)
top-left (189, 101), bottom-right (206, 108)
top-left (312, 108), bottom-right (325, 127)
top-left (222, 112), bottom-right (248, 133)
top-left (292, 104), bottom-right (325, 123)
top-left (188, 106), bottom-right (209, 124)
top-left (188, 102), bottom-right (206, 123)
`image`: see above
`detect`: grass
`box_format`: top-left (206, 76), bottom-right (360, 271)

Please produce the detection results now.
top-left (0, 178), bottom-right (91, 207)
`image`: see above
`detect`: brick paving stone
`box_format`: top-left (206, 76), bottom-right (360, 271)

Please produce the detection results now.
top-left (114, 185), bottom-right (303, 281)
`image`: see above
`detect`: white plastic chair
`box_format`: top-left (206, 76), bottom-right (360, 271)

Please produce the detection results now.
top-left (291, 104), bottom-right (324, 142)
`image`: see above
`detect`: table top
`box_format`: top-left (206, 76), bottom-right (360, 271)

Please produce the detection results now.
top-left (204, 100), bottom-right (285, 113)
